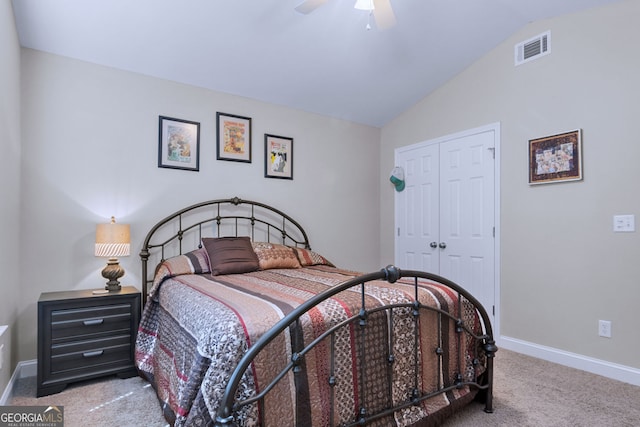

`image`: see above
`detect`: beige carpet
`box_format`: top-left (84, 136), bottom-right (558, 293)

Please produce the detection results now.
top-left (442, 350), bottom-right (640, 427)
top-left (8, 349), bottom-right (640, 426)
top-left (9, 374), bottom-right (168, 427)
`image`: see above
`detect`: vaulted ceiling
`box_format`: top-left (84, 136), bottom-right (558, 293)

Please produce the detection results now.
top-left (12, 0), bottom-right (622, 127)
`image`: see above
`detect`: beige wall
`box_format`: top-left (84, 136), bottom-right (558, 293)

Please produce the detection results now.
top-left (380, 0), bottom-right (640, 370)
top-left (5, 0), bottom-right (639, 385)
top-left (17, 50), bottom-right (380, 362)
top-left (0, 0), bottom-right (21, 391)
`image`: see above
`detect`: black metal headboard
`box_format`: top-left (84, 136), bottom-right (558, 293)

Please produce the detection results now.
top-left (140, 197), bottom-right (310, 305)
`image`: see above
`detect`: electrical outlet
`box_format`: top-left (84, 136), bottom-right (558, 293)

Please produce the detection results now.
top-left (598, 320), bottom-right (612, 338)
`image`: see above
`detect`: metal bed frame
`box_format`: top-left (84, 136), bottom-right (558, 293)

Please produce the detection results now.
top-left (139, 197), bottom-right (496, 426)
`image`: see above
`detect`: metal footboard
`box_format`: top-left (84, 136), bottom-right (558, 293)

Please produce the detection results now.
top-left (214, 265), bottom-right (497, 426)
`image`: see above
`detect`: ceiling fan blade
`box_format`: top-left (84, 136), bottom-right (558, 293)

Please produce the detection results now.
top-left (295, 0), bottom-right (329, 14)
top-left (372, 0), bottom-right (396, 29)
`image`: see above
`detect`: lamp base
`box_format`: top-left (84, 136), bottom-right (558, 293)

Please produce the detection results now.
top-left (105, 282), bottom-right (122, 292)
top-left (102, 258), bottom-right (124, 292)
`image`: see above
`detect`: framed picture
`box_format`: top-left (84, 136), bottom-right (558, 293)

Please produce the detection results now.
top-left (158, 116), bottom-right (200, 171)
top-left (529, 129), bottom-right (582, 185)
top-left (265, 134), bottom-right (293, 180)
top-left (216, 112), bottom-right (252, 162)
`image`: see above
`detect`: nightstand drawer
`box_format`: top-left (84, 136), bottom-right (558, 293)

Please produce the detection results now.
top-left (51, 336), bottom-right (132, 374)
top-left (51, 304), bottom-right (132, 340)
top-left (51, 334), bottom-right (132, 357)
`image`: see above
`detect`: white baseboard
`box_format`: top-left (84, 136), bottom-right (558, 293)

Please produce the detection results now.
top-left (499, 336), bottom-right (640, 387)
top-left (0, 359), bottom-right (37, 405)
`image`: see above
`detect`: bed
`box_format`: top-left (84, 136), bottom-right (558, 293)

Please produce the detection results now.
top-left (135, 197), bottom-right (497, 426)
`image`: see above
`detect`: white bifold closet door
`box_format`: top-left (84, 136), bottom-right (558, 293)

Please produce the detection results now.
top-left (394, 126), bottom-right (496, 316)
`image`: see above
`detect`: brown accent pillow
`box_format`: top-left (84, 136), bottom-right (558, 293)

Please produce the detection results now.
top-left (252, 242), bottom-right (301, 270)
top-left (292, 247), bottom-right (334, 267)
top-left (201, 237), bottom-right (260, 275)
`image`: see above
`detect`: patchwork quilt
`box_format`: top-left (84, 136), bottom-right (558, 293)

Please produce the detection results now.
top-left (135, 252), bottom-right (485, 426)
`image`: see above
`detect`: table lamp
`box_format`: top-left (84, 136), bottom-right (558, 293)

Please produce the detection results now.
top-left (95, 216), bottom-right (130, 291)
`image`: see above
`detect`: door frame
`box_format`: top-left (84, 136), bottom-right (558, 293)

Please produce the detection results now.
top-left (394, 122), bottom-right (501, 339)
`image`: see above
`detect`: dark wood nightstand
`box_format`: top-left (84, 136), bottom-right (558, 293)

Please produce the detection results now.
top-left (37, 286), bottom-right (141, 397)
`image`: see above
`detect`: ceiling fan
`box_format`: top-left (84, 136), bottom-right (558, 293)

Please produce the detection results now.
top-left (295, 0), bottom-right (397, 30)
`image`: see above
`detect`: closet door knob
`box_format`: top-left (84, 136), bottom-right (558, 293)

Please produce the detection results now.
top-left (429, 242), bottom-right (438, 248)
top-left (439, 242), bottom-right (447, 249)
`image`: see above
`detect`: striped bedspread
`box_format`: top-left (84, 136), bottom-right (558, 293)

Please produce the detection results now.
top-left (135, 253), bottom-right (484, 426)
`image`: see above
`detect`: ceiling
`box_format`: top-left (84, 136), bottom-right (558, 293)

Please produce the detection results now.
top-left (11, 0), bottom-right (621, 127)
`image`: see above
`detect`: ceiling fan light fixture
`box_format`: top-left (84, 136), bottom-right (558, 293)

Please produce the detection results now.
top-left (354, 0), bottom-right (375, 11)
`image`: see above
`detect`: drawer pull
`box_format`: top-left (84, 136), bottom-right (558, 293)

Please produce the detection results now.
top-left (82, 350), bottom-right (104, 358)
top-left (83, 319), bottom-right (104, 326)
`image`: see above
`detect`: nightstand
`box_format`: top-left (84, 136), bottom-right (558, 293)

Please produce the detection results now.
top-left (37, 286), bottom-right (141, 397)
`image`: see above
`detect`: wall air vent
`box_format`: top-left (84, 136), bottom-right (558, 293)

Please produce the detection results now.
top-left (515, 31), bottom-right (550, 66)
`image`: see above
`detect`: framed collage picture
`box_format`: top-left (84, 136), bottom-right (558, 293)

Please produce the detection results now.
top-left (217, 112), bottom-right (252, 163)
top-left (529, 129), bottom-right (582, 185)
top-left (158, 116), bottom-right (200, 171)
top-left (265, 134), bottom-right (293, 180)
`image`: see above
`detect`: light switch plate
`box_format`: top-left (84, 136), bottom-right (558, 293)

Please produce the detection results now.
top-left (613, 214), bottom-right (635, 232)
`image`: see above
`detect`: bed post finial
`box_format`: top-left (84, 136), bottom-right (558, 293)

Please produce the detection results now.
top-left (382, 265), bottom-right (401, 283)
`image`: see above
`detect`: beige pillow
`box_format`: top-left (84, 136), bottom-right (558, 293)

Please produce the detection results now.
top-left (252, 242), bottom-right (301, 270)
